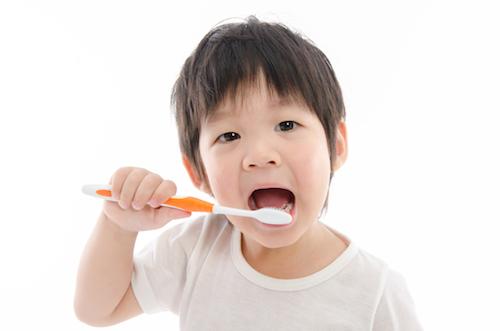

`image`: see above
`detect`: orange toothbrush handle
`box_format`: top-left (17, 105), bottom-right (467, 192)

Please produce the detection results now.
top-left (94, 189), bottom-right (214, 213)
top-left (163, 197), bottom-right (214, 212)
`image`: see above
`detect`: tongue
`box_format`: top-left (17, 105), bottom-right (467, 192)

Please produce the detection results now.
top-left (252, 188), bottom-right (292, 209)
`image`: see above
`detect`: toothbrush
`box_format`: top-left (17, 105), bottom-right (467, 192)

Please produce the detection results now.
top-left (81, 184), bottom-right (292, 225)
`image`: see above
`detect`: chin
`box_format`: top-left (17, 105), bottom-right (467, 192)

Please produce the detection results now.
top-left (251, 225), bottom-right (304, 247)
top-left (227, 212), bottom-right (307, 246)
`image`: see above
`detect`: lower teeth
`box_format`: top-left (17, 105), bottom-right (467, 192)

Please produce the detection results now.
top-left (280, 202), bottom-right (293, 212)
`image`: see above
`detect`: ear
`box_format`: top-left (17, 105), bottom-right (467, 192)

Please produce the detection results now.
top-left (182, 155), bottom-right (213, 196)
top-left (332, 121), bottom-right (348, 172)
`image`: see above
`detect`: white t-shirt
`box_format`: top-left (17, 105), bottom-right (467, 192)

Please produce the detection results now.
top-left (131, 214), bottom-right (423, 330)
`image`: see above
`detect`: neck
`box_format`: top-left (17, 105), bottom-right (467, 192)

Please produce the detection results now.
top-left (241, 222), bottom-right (346, 279)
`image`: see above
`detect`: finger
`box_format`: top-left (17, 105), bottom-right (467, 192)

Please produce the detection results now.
top-left (132, 173), bottom-right (162, 210)
top-left (119, 168), bottom-right (149, 209)
top-left (148, 180), bottom-right (178, 208)
top-left (110, 167), bottom-right (134, 201)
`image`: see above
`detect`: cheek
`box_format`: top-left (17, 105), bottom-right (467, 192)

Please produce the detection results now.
top-left (291, 137), bottom-right (331, 197)
top-left (200, 137), bottom-right (229, 186)
top-left (203, 152), bottom-right (240, 203)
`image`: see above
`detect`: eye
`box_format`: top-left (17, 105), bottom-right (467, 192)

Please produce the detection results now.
top-left (216, 132), bottom-right (240, 143)
top-left (215, 121), bottom-right (298, 143)
top-left (277, 121), bottom-right (298, 132)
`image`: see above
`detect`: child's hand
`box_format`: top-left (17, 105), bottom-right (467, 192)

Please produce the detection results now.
top-left (102, 167), bottom-right (192, 232)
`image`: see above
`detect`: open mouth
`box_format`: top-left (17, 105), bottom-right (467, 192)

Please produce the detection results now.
top-left (248, 188), bottom-right (295, 214)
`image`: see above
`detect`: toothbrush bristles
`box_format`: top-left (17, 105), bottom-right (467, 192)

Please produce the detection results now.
top-left (255, 207), bottom-right (292, 225)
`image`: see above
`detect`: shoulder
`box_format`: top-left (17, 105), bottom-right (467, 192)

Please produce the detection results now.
top-left (354, 248), bottom-right (390, 274)
top-left (355, 250), bottom-right (415, 306)
top-left (376, 267), bottom-right (418, 311)
top-left (329, 227), bottom-right (389, 285)
top-left (366, 258), bottom-right (423, 330)
top-left (343, 248), bottom-right (423, 329)
top-left (338, 244), bottom-right (390, 290)
top-left (350, 249), bottom-right (412, 302)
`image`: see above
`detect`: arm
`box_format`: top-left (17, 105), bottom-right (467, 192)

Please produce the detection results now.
top-left (74, 167), bottom-right (191, 325)
top-left (74, 212), bottom-right (142, 326)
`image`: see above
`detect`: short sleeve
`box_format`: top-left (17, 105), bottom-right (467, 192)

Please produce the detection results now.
top-left (372, 269), bottom-right (424, 331)
top-left (131, 219), bottom-right (202, 315)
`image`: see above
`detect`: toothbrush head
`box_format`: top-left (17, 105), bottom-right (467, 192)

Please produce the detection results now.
top-left (252, 207), bottom-right (292, 225)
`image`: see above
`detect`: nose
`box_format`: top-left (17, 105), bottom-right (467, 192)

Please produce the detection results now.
top-left (242, 141), bottom-right (281, 171)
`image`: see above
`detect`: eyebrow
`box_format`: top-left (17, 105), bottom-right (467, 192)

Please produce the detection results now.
top-left (205, 97), bottom-right (296, 124)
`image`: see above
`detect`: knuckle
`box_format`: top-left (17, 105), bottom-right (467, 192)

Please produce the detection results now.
top-left (115, 166), bottom-right (132, 177)
top-left (128, 168), bottom-right (146, 181)
top-left (143, 172), bottom-right (161, 185)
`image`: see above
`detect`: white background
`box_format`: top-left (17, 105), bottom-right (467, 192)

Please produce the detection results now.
top-left (1, 0), bottom-right (499, 330)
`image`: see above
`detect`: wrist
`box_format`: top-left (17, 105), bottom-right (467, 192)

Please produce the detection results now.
top-left (99, 211), bottom-right (139, 241)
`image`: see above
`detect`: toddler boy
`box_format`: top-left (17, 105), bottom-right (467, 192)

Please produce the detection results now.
top-left (75, 16), bottom-right (423, 330)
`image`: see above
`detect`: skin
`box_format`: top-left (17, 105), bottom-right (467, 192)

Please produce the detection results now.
top-left (183, 74), bottom-right (349, 279)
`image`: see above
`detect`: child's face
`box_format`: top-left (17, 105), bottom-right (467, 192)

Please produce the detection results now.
top-left (195, 80), bottom-right (341, 249)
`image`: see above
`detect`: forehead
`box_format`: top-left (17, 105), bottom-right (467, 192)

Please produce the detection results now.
top-left (205, 89), bottom-right (303, 125)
